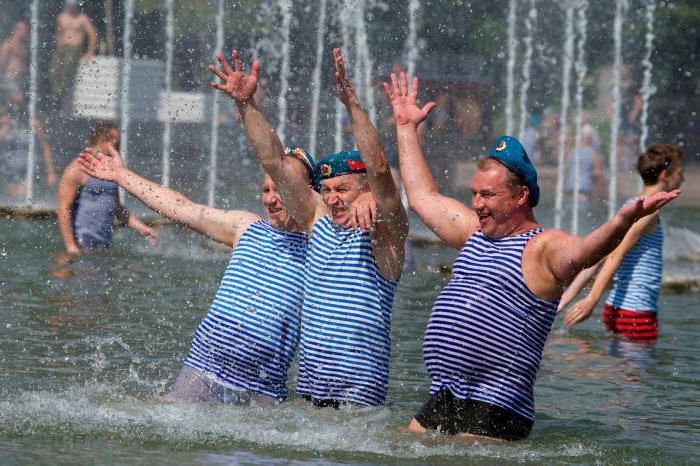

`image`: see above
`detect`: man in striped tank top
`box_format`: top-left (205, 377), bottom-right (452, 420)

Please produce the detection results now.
top-left (77, 141), bottom-right (317, 405)
top-left (563, 144), bottom-right (684, 341)
top-left (385, 72), bottom-right (680, 440)
top-left (210, 48), bottom-right (408, 407)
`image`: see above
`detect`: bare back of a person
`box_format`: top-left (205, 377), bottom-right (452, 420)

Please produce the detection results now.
top-left (56, 13), bottom-right (86, 48)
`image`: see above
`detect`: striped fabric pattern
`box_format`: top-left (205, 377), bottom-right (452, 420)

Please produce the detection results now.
top-left (423, 228), bottom-right (558, 421)
top-left (296, 215), bottom-right (398, 406)
top-left (184, 220), bottom-right (308, 399)
top-left (606, 202), bottom-right (663, 313)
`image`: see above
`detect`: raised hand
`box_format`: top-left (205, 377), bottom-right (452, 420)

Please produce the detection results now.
top-left (333, 48), bottom-right (358, 107)
top-left (618, 190), bottom-right (681, 223)
top-left (77, 144), bottom-right (124, 182)
top-left (382, 72), bottom-right (436, 127)
top-left (209, 49), bottom-right (259, 104)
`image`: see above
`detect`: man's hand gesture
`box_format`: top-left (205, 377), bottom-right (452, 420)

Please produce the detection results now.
top-left (333, 48), bottom-right (358, 107)
top-left (209, 49), bottom-right (259, 105)
top-left (383, 72), bottom-right (435, 128)
top-left (619, 190), bottom-right (681, 224)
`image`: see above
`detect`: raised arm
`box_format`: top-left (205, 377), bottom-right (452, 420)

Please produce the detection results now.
top-left (383, 71), bottom-right (478, 249)
top-left (209, 50), bottom-right (323, 231)
top-left (56, 161), bottom-right (83, 254)
top-left (544, 191), bottom-right (680, 287)
top-left (334, 48), bottom-right (407, 279)
top-left (78, 146), bottom-right (259, 248)
top-left (563, 214), bottom-right (660, 327)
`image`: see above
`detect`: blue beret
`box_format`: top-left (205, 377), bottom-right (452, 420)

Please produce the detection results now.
top-left (315, 150), bottom-right (367, 183)
top-left (486, 136), bottom-right (540, 206)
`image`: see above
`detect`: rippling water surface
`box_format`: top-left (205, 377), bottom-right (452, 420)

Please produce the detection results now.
top-left (1, 217), bottom-right (699, 465)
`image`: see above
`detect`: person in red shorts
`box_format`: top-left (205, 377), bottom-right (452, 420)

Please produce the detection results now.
top-left (562, 144), bottom-right (684, 341)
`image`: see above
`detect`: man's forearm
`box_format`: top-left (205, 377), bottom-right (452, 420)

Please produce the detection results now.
top-left (396, 125), bottom-right (440, 198)
top-left (237, 101), bottom-right (285, 174)
top-left (346, 101), bottom-right (390, 176)
top-left (115, 168), bottom-right (201, 228)
top-left (575, 214), bottom-right (634, 270)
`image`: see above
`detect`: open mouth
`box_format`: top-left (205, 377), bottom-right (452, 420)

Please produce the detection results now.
top-left (267, 206), bottom-right (283, 214)
top-left (477, 211), bottom-right (492, 223)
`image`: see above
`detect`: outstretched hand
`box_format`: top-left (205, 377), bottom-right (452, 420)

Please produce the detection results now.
top-left (209, 49), bottom-right (259, 104)
top-left (333, 48), bottom-right (358, 107)
top-left (564, 297), bottom-right (597, 327)
top-left (77, 144), bottom-right (124, 182)
top-left (382, 72), bottom-right (436, 128)
top-left (618, 190), bottom-right (681, 224)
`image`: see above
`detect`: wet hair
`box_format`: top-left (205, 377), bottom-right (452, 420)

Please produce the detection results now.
top-left (477, 157), bottom-right (535, 207)
top-left (89, 121), bottom-right (119, 146)
top-left (637, 144), bottom-right (683, 186)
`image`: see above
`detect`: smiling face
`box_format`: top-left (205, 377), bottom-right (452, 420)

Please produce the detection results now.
top-left (261, 175), bottom-right (294, 229)
top-left (470, 161), bottom-right (530, 239)
top-left (320, 173), bottom-right (369, 226)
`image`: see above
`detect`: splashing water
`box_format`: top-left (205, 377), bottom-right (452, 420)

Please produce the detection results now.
top-left (160, 0), bottom-right (175, 188)
top-left (405, 0), bottom-right (420, 81)
top-left (118, 0), bottom-right (135, 206)
top-left (665, 227), bottom-right (700, 262)
top-left (207, 0), bottom-right (225, 208)
top-left (307, 0), bottom-right (328, 157)
top-left (554, 4), bottom-right (575, 230)
top-left (518, 0), bottom-right (537, 140)
top-left (356, 0), bottom-right (377, 126)
top-left (608, 0), bottom-right (629, 218)
top-left (505, 0), bottom-right (517, 137)
top-left (335, 0), bottom-right (353, 152)
top-left (276, 0), bottom-right (293, 144)
top-left (638, 0), bottom-right (657, 154)
top-left (571, 1), bottom-right (589, 235)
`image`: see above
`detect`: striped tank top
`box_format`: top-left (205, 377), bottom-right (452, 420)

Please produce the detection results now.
top-left (606, 199), bottom-right (664, 313)
top-left (296, 215), bottom-right (398, 406)
top-left (423, 228), bottom-right (558, 421)
top-left (72, 177), bottom-right (118, 249)
top-left (184, 220), bottom-right (308, 399)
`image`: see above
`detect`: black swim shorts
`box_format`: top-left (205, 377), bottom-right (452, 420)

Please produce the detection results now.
top-left (302, 395), bottom-right (349, 409)
top-left (414, 388), bottom-right (533, 440)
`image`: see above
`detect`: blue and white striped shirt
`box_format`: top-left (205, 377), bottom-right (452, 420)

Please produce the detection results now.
top-left (423, 228), bottom-right (558, 421)
top-left (184, 220), bottom-right (308, 399)
top-left (607, 199), bottom-right (664, 313)
top-left (296, 216), bottom-right (398, 406)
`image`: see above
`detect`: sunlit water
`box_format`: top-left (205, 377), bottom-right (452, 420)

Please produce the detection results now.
top-left (1, 217), bottom-right (699, 465)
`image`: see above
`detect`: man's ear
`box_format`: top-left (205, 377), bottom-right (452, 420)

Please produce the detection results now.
top-left (518, 185), bottom-right (530, 206)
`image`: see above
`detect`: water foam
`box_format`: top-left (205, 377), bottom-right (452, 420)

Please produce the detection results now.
top-left (0, 382), bottom-right (603, 462)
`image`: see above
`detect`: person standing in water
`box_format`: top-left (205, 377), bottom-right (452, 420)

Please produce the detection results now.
top-left (78, 141), bottom-right (320, 404)
top-left (563, 144), bottom-right (684, 341)
top-left (209, 48), bottom-right (407, 407)
top-left (50, 0), bottom-right (97, 111)
top-left (0, 95), bottom-right (56, 200)
top-left (56, 121), bottom-right (157, 254)
top-left (384, 71), bottom-right (680, 440)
